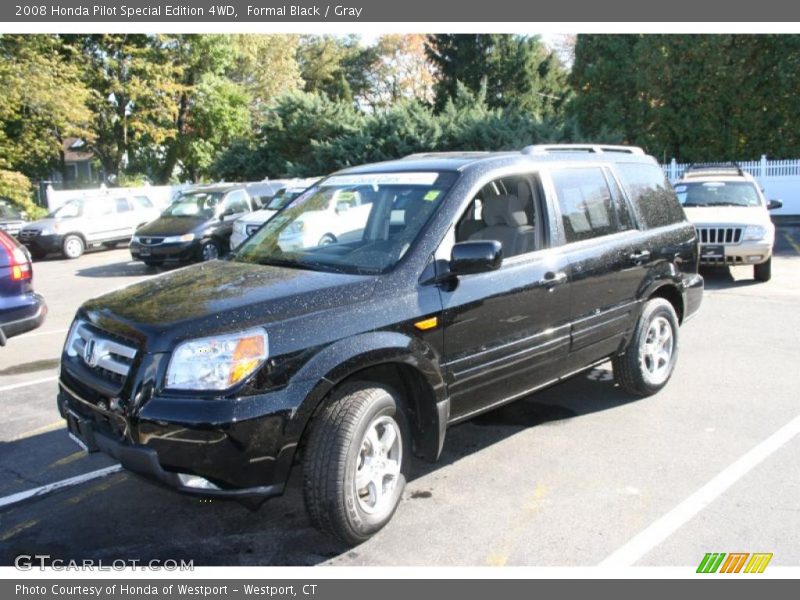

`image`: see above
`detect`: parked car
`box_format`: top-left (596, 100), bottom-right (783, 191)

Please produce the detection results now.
top-left (129, 184), bottom-right (259, 266)
top-left (231, 178), bottom-right (320, 249)
top-left (18, 195), bottom-right (160, 259)
top-left (674, 164), bottom-right (781, 281)
top-left (245, 180), bottom-right (292, 208)
top-left (0, 230), bottom-right (46, 345)
top-left (59, 144), bottom-right (702, 544)
top-left (0, 198), bottom-right (28, 237)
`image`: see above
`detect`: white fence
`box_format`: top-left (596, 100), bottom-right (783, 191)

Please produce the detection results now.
top-left (662, 155), bottom-right (800, 216)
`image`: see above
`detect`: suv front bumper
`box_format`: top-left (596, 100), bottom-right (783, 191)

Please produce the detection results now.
top-left (56, 366), bottom-right (308, 500)
top-left (129, 239), bottom-right (202, 263)
top-left (699, 240), bottom-right (773, 266)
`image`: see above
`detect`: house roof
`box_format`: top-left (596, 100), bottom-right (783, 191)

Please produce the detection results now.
top-left (63, 137), bottom-right (94, 163)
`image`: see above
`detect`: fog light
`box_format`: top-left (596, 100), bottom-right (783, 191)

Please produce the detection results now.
top-left (747, 255), bottom-right (763, 263)
top-left (178, 473), bottom-right (220, 490)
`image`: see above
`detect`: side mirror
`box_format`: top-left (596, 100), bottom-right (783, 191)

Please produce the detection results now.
top-left (767, 199), bottom-right (783, 210)
top-left (450, 240), bottom-right (503, 276)
top-left (220, 208), bottom-right (235, 220)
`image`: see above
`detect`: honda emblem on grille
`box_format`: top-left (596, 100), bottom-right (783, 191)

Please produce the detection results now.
top-left (83, 339), bottom-right (98, 367)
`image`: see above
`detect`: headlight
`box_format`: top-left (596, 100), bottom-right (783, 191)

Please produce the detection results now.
top-left (233, 222), bottom-right (244, 234)
top-left (163, 233), bottom-right (195, 243)
top-left (37, 224), bottom-right (57, 235)
top-left (165, 328), bottom-right (268, 391)
top-left (742, 225), bottom-right (767, 241)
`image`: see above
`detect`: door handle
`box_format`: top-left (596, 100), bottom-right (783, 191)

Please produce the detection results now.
top-left (629, 250), bottom-right (651, 263)
top-left (538, 271), bottom-right (568, 289)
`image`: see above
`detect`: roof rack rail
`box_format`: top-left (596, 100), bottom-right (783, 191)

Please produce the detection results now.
top-left (683, 162), bottom-right (745, 177)
top-left (521, 144), bottom-right (645, 156)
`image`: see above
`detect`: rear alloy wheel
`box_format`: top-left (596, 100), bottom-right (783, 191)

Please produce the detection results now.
top-left (613, 298), bottom-right (679, 396)
top-left (304, 382), bottom-right (408, 545)
top-left (754, 257), bottom-right (772, 282)
top-left (200, 240), bottom-right (220, 261)
top-left (62, 235), bottom-right (85, 259)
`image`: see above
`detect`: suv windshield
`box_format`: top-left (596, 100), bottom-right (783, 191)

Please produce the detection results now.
top-left (163, 191), bottom-right (226, 217)
top-left (0, 200), bottom-right (22, 219)
top-left (675, 181), bottom-right (762, 207)
top-left (48, 199), bottom-right (83, 218)
top-left (236, 171), bottom-right (458, 275)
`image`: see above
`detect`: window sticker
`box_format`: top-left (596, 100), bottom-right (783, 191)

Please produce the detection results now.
top-left (424, 190), bottom-right (441, 201)
top-left (321, 173), bottom-right (440, 187)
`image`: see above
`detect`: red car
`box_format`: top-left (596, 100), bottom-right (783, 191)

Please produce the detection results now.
top-left (0, 229), bottom-right (46, 345)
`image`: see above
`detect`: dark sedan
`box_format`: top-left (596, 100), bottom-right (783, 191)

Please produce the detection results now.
top-left (0, 230), bottom-right (46, 345)
top-left (130, 185), bottom-right (257, 266)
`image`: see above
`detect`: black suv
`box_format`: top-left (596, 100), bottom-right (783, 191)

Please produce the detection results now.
top-left (58, 145), bottom-right (702, 544)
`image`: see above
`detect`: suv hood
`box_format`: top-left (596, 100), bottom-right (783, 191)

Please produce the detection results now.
top-left (136, 216), bottom-right (209, 236)
top-left (240, 209), bottom-right (277, 225)
top-left (80, 260), bottom-right (377, 353)
top-left (683, 206), bottom-right (772, 226)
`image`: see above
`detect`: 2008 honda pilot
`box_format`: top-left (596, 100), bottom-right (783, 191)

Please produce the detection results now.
top-left (58, 145), bottom-right (703, 544)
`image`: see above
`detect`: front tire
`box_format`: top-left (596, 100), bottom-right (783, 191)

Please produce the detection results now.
top-left (303, 382), bottom-right (409, 545)
top-left (62, 235), bottom-right (85, 259)
top-left (200, 239), bottom-right (220, 261)
top-left (754, 257), bottom-right (772, 282)
top-left (613, 298), bottom-right (679, 397)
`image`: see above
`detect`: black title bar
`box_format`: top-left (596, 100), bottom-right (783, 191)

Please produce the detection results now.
top-left (3, 0), bottom-right (800, 22)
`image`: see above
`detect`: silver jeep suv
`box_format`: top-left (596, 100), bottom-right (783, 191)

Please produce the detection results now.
top-left (674, 164), bottom-right (782, 281)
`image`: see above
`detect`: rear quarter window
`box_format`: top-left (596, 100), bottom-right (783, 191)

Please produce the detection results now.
top-left (617, 163), bottom-right (686, 229)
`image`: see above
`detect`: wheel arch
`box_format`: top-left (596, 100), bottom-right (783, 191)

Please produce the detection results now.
top-left (647, 282), bottom-right (684, 324)
top-left (291, 332), bottom-right (448, 464)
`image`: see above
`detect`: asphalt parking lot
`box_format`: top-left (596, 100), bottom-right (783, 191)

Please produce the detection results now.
top-left (1, 228), bottom-right (799, 568)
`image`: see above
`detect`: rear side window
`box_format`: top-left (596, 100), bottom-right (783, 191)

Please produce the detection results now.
top-left (551, 167), bottom-right (621, 243)
top-left (617, 163), bottom-right (685, 229)
top-left (115, 198), bottom-right (132, 213)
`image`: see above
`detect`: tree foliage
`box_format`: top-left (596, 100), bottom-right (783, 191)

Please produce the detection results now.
top-left (426, 34), bottom-right (571, 117)
top-left (570, 34), bottom-right (800, 161)
top-left (0, 35), bottom-right (93, 181)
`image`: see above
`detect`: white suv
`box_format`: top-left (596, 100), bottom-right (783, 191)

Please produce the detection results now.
top-left (230, 178), bottom-right (319, 249)
top-left (674, 165), bottom-right (782, 281)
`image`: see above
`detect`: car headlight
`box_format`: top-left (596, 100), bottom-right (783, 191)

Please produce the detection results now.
top-left (233, 222), bottom-right (244, 234)
top-left (165, 328), bottom-right (268, 391)
top-left (742, 225), bottom-right (767, 241)
top-left (37, 224), bottom-right (57, 235)
top-left (163, 233), bottom-right (196, 243)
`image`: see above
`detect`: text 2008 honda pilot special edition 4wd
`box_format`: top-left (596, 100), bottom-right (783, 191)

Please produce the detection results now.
top-left (59, 145), bottom-right (703, 544)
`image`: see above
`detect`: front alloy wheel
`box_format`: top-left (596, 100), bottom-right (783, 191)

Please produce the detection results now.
top-left (355, 415), bottom-right (403, 515)
top-left (304, 382), bottom-right (409, 545)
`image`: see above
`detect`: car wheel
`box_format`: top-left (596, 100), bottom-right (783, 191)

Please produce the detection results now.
top-left (304, 382), bottom-right (409, 545)
top-left (612, 297), bottom-right (679, 397)
top-left (62, 235), bottom-right (85, 259)
top-left (318, 233), bottom-right (337, 246)
top-left (754, 257), bottom-right (772, 282)
top-left (200, 240), bottom-right (220, 261)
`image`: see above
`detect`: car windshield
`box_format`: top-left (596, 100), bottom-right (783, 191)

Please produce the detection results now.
top-left (0, 200), bottom-right (22, 219)
top-left (675, 182), bottom-right (762, 207)
top-left (235, 171), bottom-right (458, 275)
top-left (48, 199), bottom-right (83, 218)
top-left (265, 188), bottom-right (306, 211)
top-left (162, 191), bottom-right (225, 217)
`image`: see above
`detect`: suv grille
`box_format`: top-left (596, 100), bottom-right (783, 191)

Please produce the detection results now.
top-left (696, 226), bottom-right (743, 245)
top-left (69, 322), bottom-right (137, 386)
top-left (18, 229), bottom-right (41, 240)
top-left (138, 237), bottom-right (164, 245)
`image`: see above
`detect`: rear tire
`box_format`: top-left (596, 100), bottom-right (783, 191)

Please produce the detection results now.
top-left (754, 257), bottom-right (772, 282)
top-left (613, 298), bottom-right (679, 397)
top-left (303, 382), bottom-right (409, 545)
top-left (62, 235), bottom-right (84, 259)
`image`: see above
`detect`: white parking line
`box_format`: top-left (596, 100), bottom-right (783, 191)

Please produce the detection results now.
top-left (15, 328), bottom-right (69, 339)
top-left (600, 413), bottom-right (800, 567)
top-left (0, 375), bottom-right (58, 393)
top-left (0, 465), bottom-right (123, 510)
